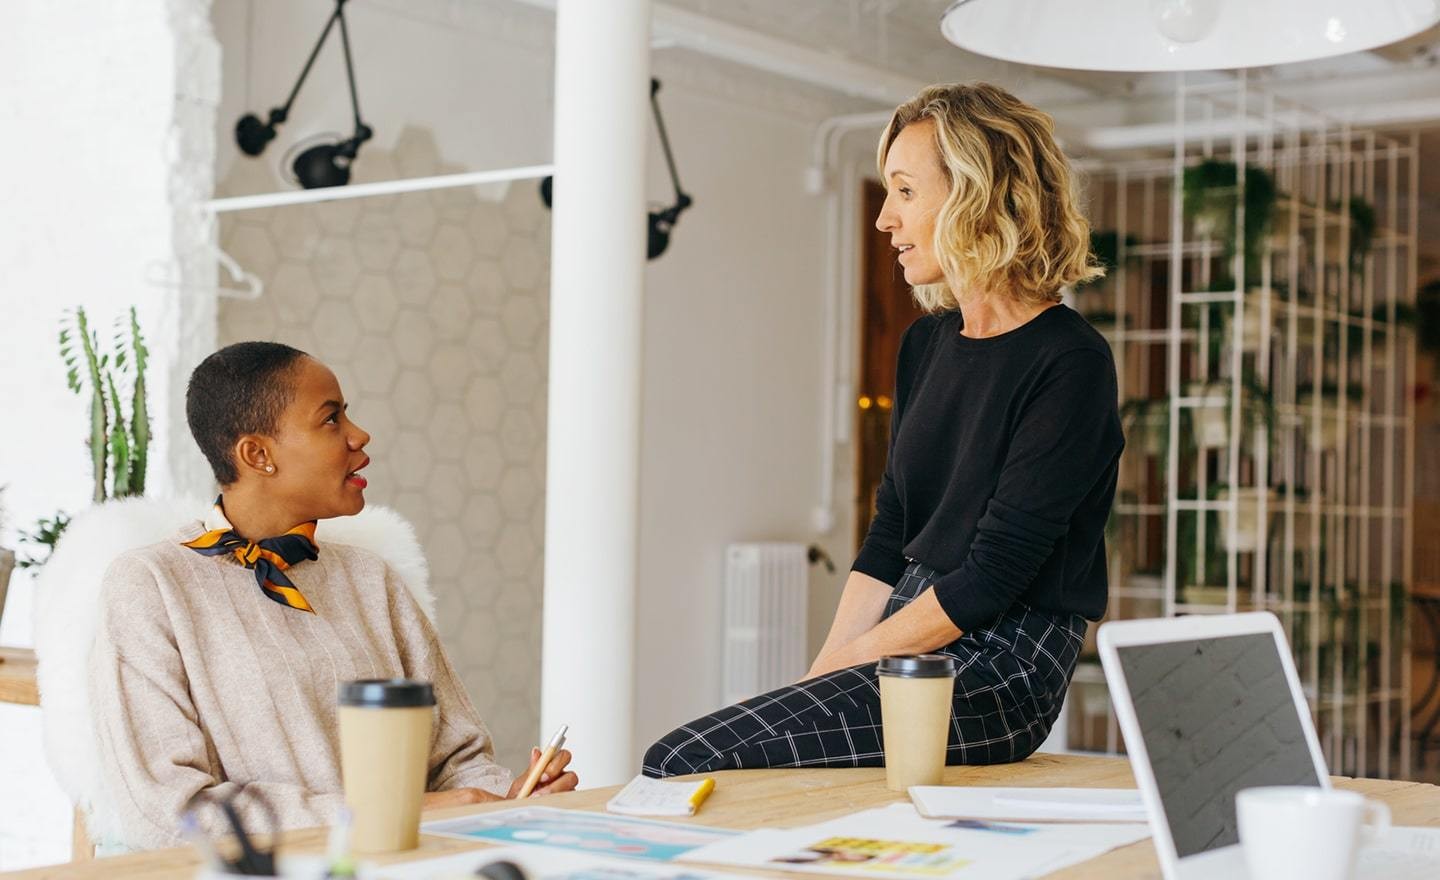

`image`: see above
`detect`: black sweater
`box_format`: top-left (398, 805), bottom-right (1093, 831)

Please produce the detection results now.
top-left (852, 305), bottom-right (1124, 632)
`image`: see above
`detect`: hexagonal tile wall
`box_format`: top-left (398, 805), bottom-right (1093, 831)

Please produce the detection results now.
top-left (217, 126), bottom-right (550, 772)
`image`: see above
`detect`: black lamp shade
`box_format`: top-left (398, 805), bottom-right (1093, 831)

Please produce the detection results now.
top-left (293, 143), bottom-right (351, 189)
top-left (236, 114), bottom-right (277, 157)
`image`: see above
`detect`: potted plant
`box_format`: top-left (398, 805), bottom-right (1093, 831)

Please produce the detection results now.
top-left (1175, 491), bottom-right (1229, 604)
top-left (60, 305), bottom-right (151, 501)
top-left (16, 306), bottom-right (151, 569)
top-left (1185, 369), bottom-right (1275, 452)
top-left (1182, 159), bottom-right (1277, 290)
top-left (1120, 398), bottom-right (1168, 458)
top-left (1295, 380), bottom-right (1364, 452)
top-left (1213, 483), bottom-right (1277, 553)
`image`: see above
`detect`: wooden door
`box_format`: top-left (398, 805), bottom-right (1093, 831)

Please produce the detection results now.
top-left (856, 179), bottom-right (924, 546)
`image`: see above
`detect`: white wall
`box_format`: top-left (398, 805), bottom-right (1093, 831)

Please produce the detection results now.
top-left (0, 1), bottom-right (219, 640)
top-left (0, 1), bottom-right (220, 867)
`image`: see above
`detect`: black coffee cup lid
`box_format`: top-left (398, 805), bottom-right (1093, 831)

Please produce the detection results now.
top-left (876, 654), bottom-right (958, 678)
top-left (339, 679), bottom-right (436, 708)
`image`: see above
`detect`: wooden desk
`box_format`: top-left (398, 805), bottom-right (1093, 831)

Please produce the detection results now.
top-left (6, 753), bottom-right (1439, 880)
top-left (0, 647), bottom-right (39, 706)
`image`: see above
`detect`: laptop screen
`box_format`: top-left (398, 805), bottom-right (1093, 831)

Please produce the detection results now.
top-left (1115, 632), bottom-right (1322, 858)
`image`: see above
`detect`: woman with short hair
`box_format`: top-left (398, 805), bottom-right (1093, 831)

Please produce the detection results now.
top-left (644, 82), bottom-right (1123, 776)
top-left (91, 342), bottom-right (576, 849)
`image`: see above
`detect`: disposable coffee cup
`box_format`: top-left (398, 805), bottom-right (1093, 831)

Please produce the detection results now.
top-left (877, 654), bottom-right (957, 791)
top-left (338, 679), bottom-right (435, 853)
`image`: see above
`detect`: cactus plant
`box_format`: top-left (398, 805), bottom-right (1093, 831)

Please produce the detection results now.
top-left (56, 305), bottom-right (150, 504)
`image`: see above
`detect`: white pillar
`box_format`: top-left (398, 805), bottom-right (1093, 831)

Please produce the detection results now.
top-left (541, 0), bottom-right (652, 784)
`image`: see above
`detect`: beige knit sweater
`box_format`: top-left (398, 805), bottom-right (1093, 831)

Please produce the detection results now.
top-left (89, 522), bottom-right (512, 850)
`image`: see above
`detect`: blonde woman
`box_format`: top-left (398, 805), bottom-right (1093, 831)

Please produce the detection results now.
top-left (644, 83), bottom-right (1123, 775)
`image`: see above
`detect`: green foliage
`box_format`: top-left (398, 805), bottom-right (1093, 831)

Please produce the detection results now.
top-left (1181, 159), bottom-right (1277, 288)
top-left (57, 306), bottom-right (151, 505)
top-left (16, 512), bottom-right (71, 570)
top-left (128, 308), bottom-right (150, 495)
top-left (1347, 198), bottom-right (1376, 278)
top-left (1076, 229), bottom-right (1141, 291)
top-left (1418, 280), bottom-right (1440, 356)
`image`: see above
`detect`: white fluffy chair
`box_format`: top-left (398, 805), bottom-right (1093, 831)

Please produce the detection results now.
top-left (32, 496), bottom-right (433, 856)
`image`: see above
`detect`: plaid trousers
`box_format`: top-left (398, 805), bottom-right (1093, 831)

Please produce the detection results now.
top-left (642, 561), bottom-right (1087, 777)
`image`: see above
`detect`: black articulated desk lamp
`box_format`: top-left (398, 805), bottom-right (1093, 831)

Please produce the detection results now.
top-left (234, 0), bottom-right (373, 189)
top-left (540, 77), bottom-right (694, 261)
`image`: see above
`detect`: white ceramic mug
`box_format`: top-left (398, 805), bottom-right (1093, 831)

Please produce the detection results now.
top-left (1236, 786), bottom-right (1390, 880)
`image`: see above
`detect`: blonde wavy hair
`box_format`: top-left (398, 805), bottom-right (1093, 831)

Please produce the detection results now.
top-left (877, 82), bottom-right (1102, 311)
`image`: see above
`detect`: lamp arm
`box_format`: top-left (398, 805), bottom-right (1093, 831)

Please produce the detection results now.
top-left (649, 78), bottom-right (688, 210)
top-left (270, 5), bottom-right (342, 124)
top-left (335, 0), bottom-right (371, 146)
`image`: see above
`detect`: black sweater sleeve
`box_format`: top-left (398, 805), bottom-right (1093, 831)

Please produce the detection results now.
top-left (929, 348), bottom-right (1124, 632)
top-left (851, 317), bottom-right (939, 587)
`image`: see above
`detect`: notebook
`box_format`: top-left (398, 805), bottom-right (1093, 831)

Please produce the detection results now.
top-left (607, 775), bottom-right (716, 817)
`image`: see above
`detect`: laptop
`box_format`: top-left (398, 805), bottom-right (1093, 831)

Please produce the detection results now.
top-left (1098, 611), bottom-right (1434, 880)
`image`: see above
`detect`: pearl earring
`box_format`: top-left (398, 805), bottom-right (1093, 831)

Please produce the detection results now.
top-left (265, 464), bottom-right (275, 473)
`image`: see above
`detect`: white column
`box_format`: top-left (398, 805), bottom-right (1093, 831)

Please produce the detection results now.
top-left (540, 0), bottom-right (652, 784)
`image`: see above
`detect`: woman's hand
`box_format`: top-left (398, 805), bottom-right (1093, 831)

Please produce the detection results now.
top-left (422, 787), bottom-right (504, 810)
top-left (806, 573), bottom-right (893, 681)
top-left (507, 747), bottom-right (579, 798)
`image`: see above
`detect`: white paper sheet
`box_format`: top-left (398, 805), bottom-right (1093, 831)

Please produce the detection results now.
top-left (365, 845), bottom-right (755, 880)
top-left (908, 786), bottom-right (1148, 823)
top-left (421, 807), bottom-right (737, 863)
top-left (678, 803), bottom-right (1150, 880)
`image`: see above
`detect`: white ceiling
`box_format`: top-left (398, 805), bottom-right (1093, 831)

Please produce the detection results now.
top-left (660, 0), bottom-right (1440, 136)
top-left (652, 1), bottom-right (1440, 271)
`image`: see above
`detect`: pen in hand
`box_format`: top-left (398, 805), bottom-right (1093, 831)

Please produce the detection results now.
top-left (515, 724), bottom-right (568, 799)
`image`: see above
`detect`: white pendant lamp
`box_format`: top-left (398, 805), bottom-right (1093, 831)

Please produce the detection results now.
top-left (940, 0), bottom-right (1440, 71)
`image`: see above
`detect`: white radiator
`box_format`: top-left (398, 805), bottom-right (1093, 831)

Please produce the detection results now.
top-left (723, 542), bottom-right (809, 704)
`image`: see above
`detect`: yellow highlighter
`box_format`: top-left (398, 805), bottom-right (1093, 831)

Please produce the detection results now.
top-left (688, 777), bottom-right (716, 814)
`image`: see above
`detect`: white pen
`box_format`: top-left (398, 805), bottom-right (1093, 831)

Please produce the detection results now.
top-left (515, 723), bottom-right (568, 798)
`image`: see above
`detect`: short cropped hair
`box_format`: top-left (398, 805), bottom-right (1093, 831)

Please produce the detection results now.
top-left (877, 82), bottom-right (1102, 310)
top-left (186, 342), bottom-right (309, 485)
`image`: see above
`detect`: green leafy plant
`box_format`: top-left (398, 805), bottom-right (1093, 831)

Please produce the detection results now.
top-left (1075, 230), bottom-right (1141, 327)
top-left (1347, 198), bottom-right (1376, 278)
top-left (17, 511), bottom-right (71, 570)
top-left (1182, 159), bottom-right (1277, 289)
top-left (59, 306), bottom-right (151, 503)
top-left (1418, 279), bottom-right (1440, 362)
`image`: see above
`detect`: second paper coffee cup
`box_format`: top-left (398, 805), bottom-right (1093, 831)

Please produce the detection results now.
top-left (877, 654), bottom-right (957, 792)
top-left (338, 679), bottom-right (436, 853)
